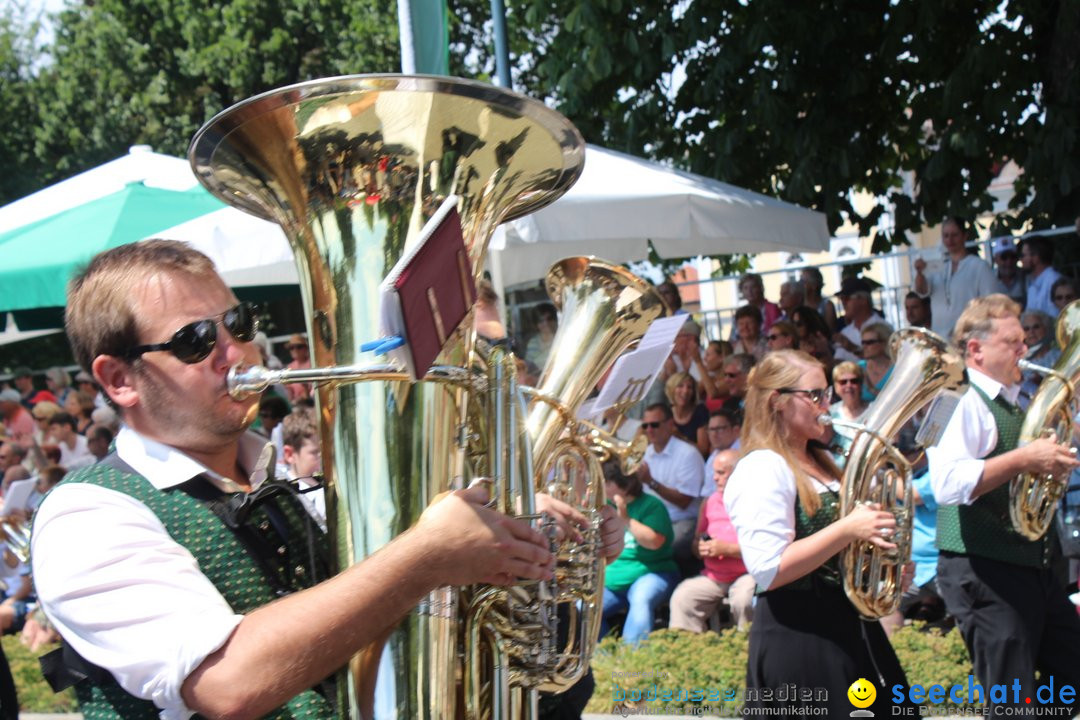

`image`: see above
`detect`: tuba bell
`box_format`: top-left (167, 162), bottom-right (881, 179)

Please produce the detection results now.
top-left (1013, 300), bottom-right (1080, 540)
top-left (825, 328), bottom-right (967, 619)
top-left (190, 75), bottom-right (586, 720)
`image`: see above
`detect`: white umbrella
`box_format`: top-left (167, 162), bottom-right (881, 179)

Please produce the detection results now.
top-left (487, 144), bottom-right (831, 288)
top-left (148, 208), bottom-right (297, 287)
top-left (0, 145), bottom-right (199, 235)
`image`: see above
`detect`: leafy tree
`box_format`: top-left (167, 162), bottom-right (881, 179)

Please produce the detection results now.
top-left (30, 0), bottom-right (402, 187)
top-left (509, 0), bottom-right (1080, 249)
top-left (0, 2), bottom-right (46, 205)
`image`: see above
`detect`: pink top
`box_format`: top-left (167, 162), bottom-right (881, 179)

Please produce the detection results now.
top-left (700, 491), bottom-right (748, 584)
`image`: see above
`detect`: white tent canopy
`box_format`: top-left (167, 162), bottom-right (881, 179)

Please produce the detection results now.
top-left (488, 144), bottom-right (830, 288)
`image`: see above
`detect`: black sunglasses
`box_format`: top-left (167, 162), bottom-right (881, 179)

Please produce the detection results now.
top-left (124, 302), bottom-right (258, 364)
top-left (777, 386), bottom-right (833, 406)
top-left (641, 421), bottom-right (664, 429)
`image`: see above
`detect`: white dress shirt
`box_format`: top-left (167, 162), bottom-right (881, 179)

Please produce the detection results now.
top-left (724, 449), bottom-right (840, 591)
top-left (32, 427), bottom-right (272, 720)
top-left (57, 434), bottom-right (96, 470)
top-left (1026, 266), bottom-right (1063, 319)
top-left (927, 367), bottom-right (1021, 506)
top-left (643, 436), bottom-right (705, 522)
top-left (920, 255), bottom-right (1005, 340)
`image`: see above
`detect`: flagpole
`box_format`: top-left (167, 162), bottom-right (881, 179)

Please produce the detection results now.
top-left (490, 0), bottom-right (511, 87)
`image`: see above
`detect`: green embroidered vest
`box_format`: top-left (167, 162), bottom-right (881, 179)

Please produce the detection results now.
top-left (936, 386), bottom-right (1052, 568)
top-left (780, 487), bottom-right (843, 592)
top-left (50, 463), bottom-right (338, 720)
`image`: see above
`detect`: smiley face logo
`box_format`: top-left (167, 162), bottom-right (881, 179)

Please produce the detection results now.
top-left (847, 678), bottom-right (876, 709)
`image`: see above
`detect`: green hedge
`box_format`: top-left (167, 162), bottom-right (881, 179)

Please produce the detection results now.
top-left (586, 624), bottom-right (976, 715)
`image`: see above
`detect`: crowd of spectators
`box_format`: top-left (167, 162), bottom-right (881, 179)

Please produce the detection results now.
top-left (597, 220), bottom-right (1080, 651)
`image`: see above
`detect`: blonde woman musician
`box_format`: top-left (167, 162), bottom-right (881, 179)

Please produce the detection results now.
top-left (724, 350), bottom-right (913, 717)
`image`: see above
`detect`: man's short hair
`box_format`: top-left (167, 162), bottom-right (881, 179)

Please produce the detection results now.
top-left (643, 402), bottom-right (673, 421)
top-left (48, 412), bottom-right (77, 431)
top-left (38, 464), bottom-right (67, 490)
top-left (1, 443), bottom-right (27, 461)
top-left (710, 406), bottom-right (742, 428)
top-left (905, 291), bottom-right (930, 307)
top-left (1020, 235), bottom-right (1054, 266)
top-left (953, 294), bottom-right (1022, 351)
top-left (734, 305), bottom-right (762, 325)
top-left (282, 408), bottom-right (319, 452)
top-left (724, 353), bottom-right (757, 374)
top-left (87, 424), bottom-right (114, 446)
top-left (65, 239), bottom-right (217, 375)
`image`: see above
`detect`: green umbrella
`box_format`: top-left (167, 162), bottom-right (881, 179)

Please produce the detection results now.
top-left (0, 181), bottom-right (226, 314)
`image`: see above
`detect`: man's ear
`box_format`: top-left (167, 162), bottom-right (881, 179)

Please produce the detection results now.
top-left (91, 355), bottom-right (138, 410)
top-left (281, 445), bottom-right (296, 467)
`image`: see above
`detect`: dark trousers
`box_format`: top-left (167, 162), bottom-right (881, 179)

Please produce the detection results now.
top-left (937, 552), bottom-right (1080, 714)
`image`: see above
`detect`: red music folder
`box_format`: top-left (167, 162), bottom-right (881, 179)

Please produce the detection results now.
top-left (378, 195), bottom-right (477, 380)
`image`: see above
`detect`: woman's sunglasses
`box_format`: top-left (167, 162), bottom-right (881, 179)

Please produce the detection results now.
top-left (124, 302), bottom-right (259, 364)
top-left (777, 386), bottom-right (833, 406)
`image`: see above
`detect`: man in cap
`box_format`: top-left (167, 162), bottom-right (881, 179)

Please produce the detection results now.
top-left (73, 370), bottom-right (104, 409)
top-left (991, 237), bottom-right (1026, 307)
top-left (914, 216), bottom-right (1004, 339)
top-left (833, 278), bottom-right (884, 362)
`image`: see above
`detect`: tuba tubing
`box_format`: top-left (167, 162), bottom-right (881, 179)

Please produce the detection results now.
top-left (1012, 300), bottom-right (1080, 540)
top-left (833, 327), bottom-right (967, 619)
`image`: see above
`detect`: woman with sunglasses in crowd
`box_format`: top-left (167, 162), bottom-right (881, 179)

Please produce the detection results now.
top-left (857, 321), bottom-right (894, 404)
top-left (665, 371), bottom-right (710, 457)
top-left (827, 361), bottom-right (869, 469)
top-left (724, 350), bottom-right (911, 717)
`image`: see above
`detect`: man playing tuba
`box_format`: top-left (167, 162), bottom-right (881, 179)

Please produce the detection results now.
top-left (30, 241), bottom-right (558, 720)
top-left (928, 294), bottom-right (1080, 715)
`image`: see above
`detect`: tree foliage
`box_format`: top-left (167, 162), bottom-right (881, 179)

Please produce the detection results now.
top-left (4, 0), bottom-right (401, 203)
top-left (510, 0), bottom-right (1080, 245)
top-left (3, 0), bottom-right (1079, 253)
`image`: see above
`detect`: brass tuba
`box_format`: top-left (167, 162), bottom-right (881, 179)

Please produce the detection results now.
top-left (1013, 300), bottom-right (1080, 540)
top-left (826, 328), bottom-right (967, 619)
top-left (190, 75), bottom-right (586, 720)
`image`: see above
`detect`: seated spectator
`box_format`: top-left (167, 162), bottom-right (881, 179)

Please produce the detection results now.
top-left (665, 372), bottom-right (709, 457)
top-left (1052, 277), bottom-right (1078, 315)
top-left (669, 449), bottom-right (755, 632)
top-left (281, 408), bottom-right (326, 532)
top-left (0, 391), bottom-right (34, 446)
top-left (800, 267), bottom-right (838, 332)
top-left (777, 280), bottom-right (805, 322)
top-left (1019, 310), bottom-right (1060, 409)
top-left (637, 403), bottom-right (706, 579)
top-left (525, 303), bottom-right (558, 369)
top-left (64, 390), bottom-right (95, 435)
top-left (720, 354), bottom-right (756, 415)
top-left (992, 238), bottom-right (1026, 307)
top-left (90, 406), bottom-right (120, 435)
top-left (73, 370), bottom-right (104, 409)
top-left (47, 413), bottom-right (95, 470)
top-left (664, 319), bottom-right (706, 383)
top-left (656, 280), bottom-right (688, 316)
top-left (284, 333), bottom-right (314, 403)
top-left (732, 306), bottom-right (767, 360)
top-left (904, 291), bottom-right (932, 330)
top-left (1020, 234), bottom-right (1062, 317)
top-left (85, 424), bottom-right (114, 463)
top-left (30, 401), bottom-right (62, 446)
top-left (600, 461), bottom-right (678, 645)
top-left (828, 361), bottom-right (869, 468)
top-left (704, 407), bottom-right (742, 476)
top-left (765, 320), bottom-right (798, 352)
top-left (858, 321), bottom-right (895, 403)
top-left (790, 305), bottom-right (833, 368)
top-left (43, 368), bottom-right (73, 408)
top-left (834, 278), bottom-right (885, 362)
top-left (700, 340), bottom-right (733, 408)
top-left (11, 367), bottom-right (35, 410)
top-left (734, 273), bottom-right (780, 336)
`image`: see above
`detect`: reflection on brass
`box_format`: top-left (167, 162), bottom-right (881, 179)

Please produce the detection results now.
top-left (830, 328), bottom-right (967, 619)
top-left (191, 75), bottom-right (585, 720)
top-left (1014, 300), bottom-right (1080, 540)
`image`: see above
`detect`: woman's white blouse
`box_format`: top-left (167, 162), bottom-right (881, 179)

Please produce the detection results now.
top-left (723, 449), bottom-right (840, 590)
